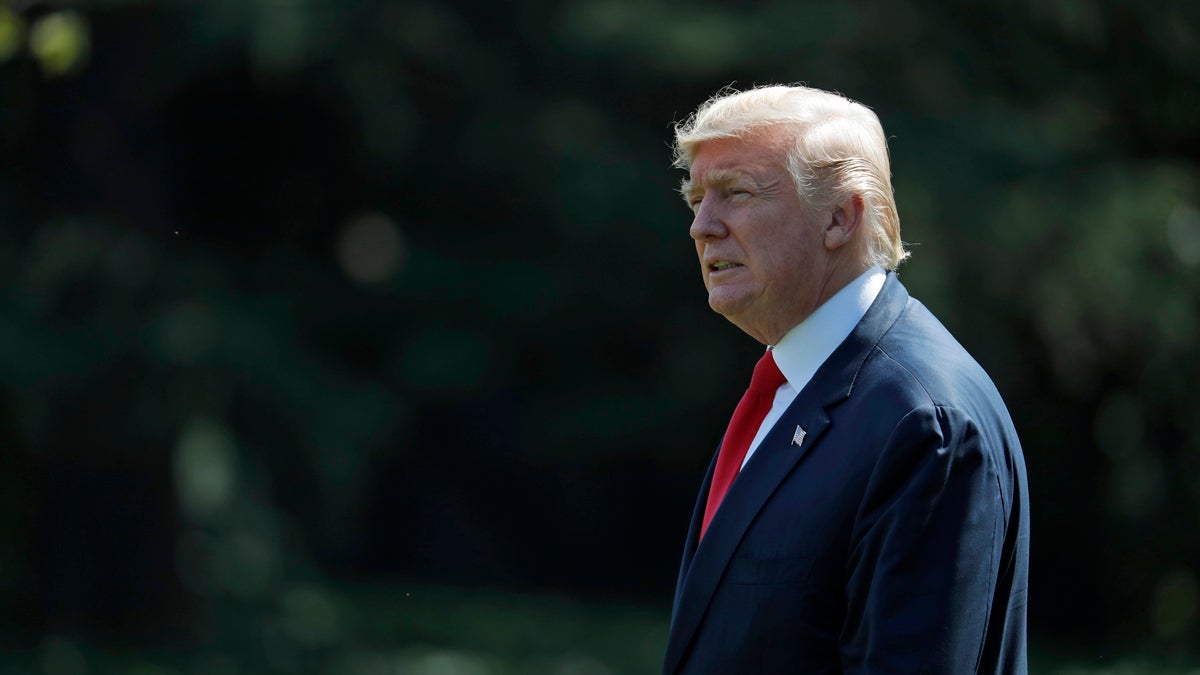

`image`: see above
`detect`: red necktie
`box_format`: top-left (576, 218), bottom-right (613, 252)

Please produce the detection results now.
top-left (700, 349), bottom-right (787, 540)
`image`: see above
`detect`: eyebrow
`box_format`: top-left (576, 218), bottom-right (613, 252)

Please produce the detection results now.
top-left (679, 178), bottom-right (697, 202)
top-left (679, 168), bottom-right (761, 202)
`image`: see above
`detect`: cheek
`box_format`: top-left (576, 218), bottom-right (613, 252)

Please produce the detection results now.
top-left (761, 239), bottom-right (814, 291)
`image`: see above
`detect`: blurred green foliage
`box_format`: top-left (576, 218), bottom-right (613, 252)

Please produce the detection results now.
top-left (1, 0), bottom-right (1199, 670)
top-left (0, 585), bottom-right (1198, 674)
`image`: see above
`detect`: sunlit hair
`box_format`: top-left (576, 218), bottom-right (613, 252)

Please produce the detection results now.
top-left (673, 85), bottom-right (909, 270)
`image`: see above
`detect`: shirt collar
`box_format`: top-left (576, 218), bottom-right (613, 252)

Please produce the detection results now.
top-left (770, 266), bottom-right (887, 390)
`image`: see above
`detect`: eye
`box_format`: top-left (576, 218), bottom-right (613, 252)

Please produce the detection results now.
top-left (730, 189), bottom-right (752, 201)
top-left (688, 195), bottom-right (704, 210)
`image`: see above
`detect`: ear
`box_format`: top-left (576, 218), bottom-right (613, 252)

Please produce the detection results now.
top-left (823, 195), bottom-right (864, 252)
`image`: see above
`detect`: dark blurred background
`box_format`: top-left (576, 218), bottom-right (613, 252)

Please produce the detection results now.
top-left (1, 0), bottom-right (1198, 673)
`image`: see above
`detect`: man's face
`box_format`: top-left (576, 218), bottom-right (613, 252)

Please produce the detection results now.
top-left (684, 132), bottom-right (835, 345)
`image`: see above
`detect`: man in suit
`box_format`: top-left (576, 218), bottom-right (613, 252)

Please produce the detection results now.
top-left (664, 85), bottom-right (1029, 673)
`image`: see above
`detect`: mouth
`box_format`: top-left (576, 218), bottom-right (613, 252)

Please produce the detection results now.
top-left (709, 261), bottom-right (743, 273)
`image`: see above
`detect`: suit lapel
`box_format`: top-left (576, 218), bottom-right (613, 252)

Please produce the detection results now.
top-left (662, 274), bottom-right (911, 675)
top-left (663, 396), bottom-right (832, 674)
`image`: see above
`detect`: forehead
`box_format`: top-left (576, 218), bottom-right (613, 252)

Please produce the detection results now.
top-left (687, 133), bottom-right (788, 184)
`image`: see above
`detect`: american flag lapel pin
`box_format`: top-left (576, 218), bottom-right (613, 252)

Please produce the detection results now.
top-left (791, 425), bottom-right (807, 448)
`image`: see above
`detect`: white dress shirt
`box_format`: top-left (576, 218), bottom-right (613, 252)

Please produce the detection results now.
top-left (740, 266), bottom-right (887, 469)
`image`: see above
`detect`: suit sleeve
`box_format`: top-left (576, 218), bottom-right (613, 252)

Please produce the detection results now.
top-left (841, 404), bottom-right (1007, 674)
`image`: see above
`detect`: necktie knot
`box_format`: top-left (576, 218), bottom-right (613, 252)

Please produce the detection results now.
top-left (749, 350), bottom-right (787, 395)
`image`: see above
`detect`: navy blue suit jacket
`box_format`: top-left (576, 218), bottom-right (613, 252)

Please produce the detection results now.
top-left (664, 275), bottom-right (1029, 674)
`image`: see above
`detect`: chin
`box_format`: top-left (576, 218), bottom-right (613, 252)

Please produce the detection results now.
top-left (707, 292), bottom-right (748, 321)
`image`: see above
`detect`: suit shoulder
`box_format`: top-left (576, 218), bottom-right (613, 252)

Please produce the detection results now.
top-left (856, 297), bottom-right (1013, 425)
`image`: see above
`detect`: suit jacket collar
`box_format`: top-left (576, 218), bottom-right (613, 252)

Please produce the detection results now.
top-left (663, 273), bottom-right (911, 675)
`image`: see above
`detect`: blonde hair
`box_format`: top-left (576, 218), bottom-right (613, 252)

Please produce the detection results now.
top-left (673, 85), bottom-right (909, 270)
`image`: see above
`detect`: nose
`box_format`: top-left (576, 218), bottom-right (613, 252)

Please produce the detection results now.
top-left (689, 200), bottom-right (727, 241)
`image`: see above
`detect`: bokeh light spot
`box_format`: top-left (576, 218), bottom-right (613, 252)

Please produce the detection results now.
top-left (29, 10), bottom-right (90, 77)
top-left (0, 7), bottom-right (24, 62)
top-left (173, 416), bottom-right (238, 523)
top-left (336, 212), bottom-right (406, 285)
